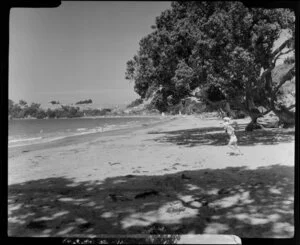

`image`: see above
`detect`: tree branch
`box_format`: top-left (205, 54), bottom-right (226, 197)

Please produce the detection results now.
top-left (258, 37), bottom-right (294, 85)
top-left (261, 108), bottom-right (272, 115)
top-left (287, 104), bottom-right (295, 110)
top-left (271, 37), bottom-right (293, 58)
top-left (273, 65), bottom-right (295, 94)
top-left (272, 49), bottom-right (294, 66)
top-left (258, 67), bottom-right (273, 83)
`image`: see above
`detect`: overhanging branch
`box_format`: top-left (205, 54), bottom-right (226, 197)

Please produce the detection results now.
top-left (258, 67), bottom-right (273, 83)
top-left (262, 108), bottom-right (272, 115)
top-left (273, 65), bottom-right (295, 94)
top-left (272, 37), bottom-right (293, 58)
top-left (272, 49), bottom-right (294, 66)
top-left (287, 104), bottom-right (295, 110)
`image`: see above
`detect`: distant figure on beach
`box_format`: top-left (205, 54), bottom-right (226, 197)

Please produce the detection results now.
top-left (222, 117), bottom-right (242, 155)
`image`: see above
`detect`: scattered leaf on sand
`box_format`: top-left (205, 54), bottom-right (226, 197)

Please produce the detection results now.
top-left (135, 190), bottom-right (159, 199)
top-left (109, 162), bottom-right (121, 166)
top-left (218, 188), bottom-right (231, 195)
top-left (181, 174), bottom-right (192, 180)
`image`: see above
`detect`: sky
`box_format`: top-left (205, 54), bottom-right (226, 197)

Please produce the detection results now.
top-left (9, 1), bottom-right (292, 109)
top-left (9, 1), bottom-right (171, 109)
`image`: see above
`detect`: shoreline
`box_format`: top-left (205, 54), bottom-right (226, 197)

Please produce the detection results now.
top-left (8, 114), bottom-right (175, 121)
top-left (8, 116), bottom-right (177, 158)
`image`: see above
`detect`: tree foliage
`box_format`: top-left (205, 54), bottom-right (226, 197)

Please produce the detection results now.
top-left (49, 100), bottom-right (60, 105)
top-left (126, 1), bottom-right (295, 126)
top-left (8, 100), bottom-right (112, 119)
top-left (75, 99), bottom-right (93, 105)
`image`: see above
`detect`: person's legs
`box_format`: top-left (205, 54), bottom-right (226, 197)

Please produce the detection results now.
top-left (228, 137), bottom-right (242, 155)
top-left (227, 140), bottom-right (235, 153)
top-left (232, 141), bottom-right (242, 154)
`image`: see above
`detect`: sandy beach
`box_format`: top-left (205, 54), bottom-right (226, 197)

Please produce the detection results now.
top-left (8, 115), bottom-right (295, 238)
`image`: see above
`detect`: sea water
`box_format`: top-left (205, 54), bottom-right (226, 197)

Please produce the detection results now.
top-left (8, 116), bottom-right (162, 148)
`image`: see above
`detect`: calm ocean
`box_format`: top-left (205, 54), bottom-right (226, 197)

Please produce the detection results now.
top-left (8, 116), bottom-right (162, 148)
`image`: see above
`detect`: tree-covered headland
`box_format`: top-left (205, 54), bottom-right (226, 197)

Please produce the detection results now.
top-left (125, 1), bottom-right (295, 129)
top-left (8, 99), bottom-right (112, 119)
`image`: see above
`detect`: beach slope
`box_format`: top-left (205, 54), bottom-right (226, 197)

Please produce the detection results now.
top-left (8, 115), bottom-right (294, 238)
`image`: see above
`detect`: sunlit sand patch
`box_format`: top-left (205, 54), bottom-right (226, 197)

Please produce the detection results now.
top-left (121, 212), bottom-right (156, 228)
top-left (227, 212), bottom-right (281, 225)
top-left (66, 183), bottom-right (81, 187)
top-left (272, 222), bottom-right (294, 237)
top-left (75, 217), bottom-right (89, 224)
top-left (177, 194), bottom-right (194, 203)
top-left (185, 183), bottom-right (202, 191)
top-left (211, 215), bottom-right (221, 220)
top-left (190, 201), bottom-right (202, 208)
top-left (142, 202), bottom-right (158, 208)
top-left (249, 218), bottom-right (270, 225)
top-left (251, 212), bottom-right (265, 218)
top-left (56, 226), bottom-right (75, 236)
top-left (206, 188), bottom-right (219, 195)
top-left (58, 197), bottom-right (89, 203)
top-left (8, 216), bottom-right (27, 225)
top-left (33, 211), bottom-right (69, 222)
top-left (203, 223), bottom-right (230, 234)
top-left (274, 208), bottom-right (293, 214)
top-left (269, 187), bottom-right (282, 194)
top-left (82, 201), bottom-right (97, 207)
top-left (282, 200), bottom-right (293, 205)
top-left (210, 191), bottom-right (254, 208)
top-left (121, 200), bottom-right (198, 229)
top-left (267, 214), bottom-right (281, 222)
top-left (42, 229), bottom-right (52, 234)
top-left (8, 203), bottom-right (23, 212)
top-left (101, 212), bottom-right (115, 218)
top-left (112, 179), bottom-right (128, 184)
top-left (230, 213), bottom-right (249, 221)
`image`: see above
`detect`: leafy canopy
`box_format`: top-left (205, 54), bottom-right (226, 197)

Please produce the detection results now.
top-left (126, 1), bottom-right (294, 114)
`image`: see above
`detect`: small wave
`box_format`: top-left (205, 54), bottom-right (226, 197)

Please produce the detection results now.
top-left (9, 135), bottom-right (67, 148)
top-left (8, 120), bottom-right (161, 148)
top-left (76, 128), bottom-right (88, 131)
top-left (9, 136), bottom-right (43, 144)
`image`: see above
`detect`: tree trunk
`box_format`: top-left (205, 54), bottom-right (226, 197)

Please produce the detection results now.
top-left (272, 106), bottom-right (295, 127)
top-left (245, 89), bottom-right (265, 131)
top-left (245, 115), bottom-right (265, 131)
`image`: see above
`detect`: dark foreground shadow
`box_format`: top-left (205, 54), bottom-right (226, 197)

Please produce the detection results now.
top-left (8, 165), bottom-right (294, 239)
top-left (150, 126), bottom-right (294, 147)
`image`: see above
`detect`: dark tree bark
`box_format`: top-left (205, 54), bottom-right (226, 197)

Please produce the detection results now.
top-left (244, 36), bottom-right (295, 131)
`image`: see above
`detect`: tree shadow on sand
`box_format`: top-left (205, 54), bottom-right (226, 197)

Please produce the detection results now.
top-left (8, 165), bottom-right (294, 239)
top-left (150, 125), bottom-right (294, 147)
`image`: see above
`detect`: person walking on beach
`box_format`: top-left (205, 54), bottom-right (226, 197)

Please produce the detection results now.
top-left (222, 117), bottom-right (242, 155)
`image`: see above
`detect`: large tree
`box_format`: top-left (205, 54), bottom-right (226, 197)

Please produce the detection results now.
top-left (126, 1), bottom-right (295, 127)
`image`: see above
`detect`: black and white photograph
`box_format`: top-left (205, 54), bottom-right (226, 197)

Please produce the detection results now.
top-left (8, 1), bottom-right (296, 243)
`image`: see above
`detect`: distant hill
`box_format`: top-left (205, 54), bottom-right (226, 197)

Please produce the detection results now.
top-left (75, 99), bottom-right (93, 105)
